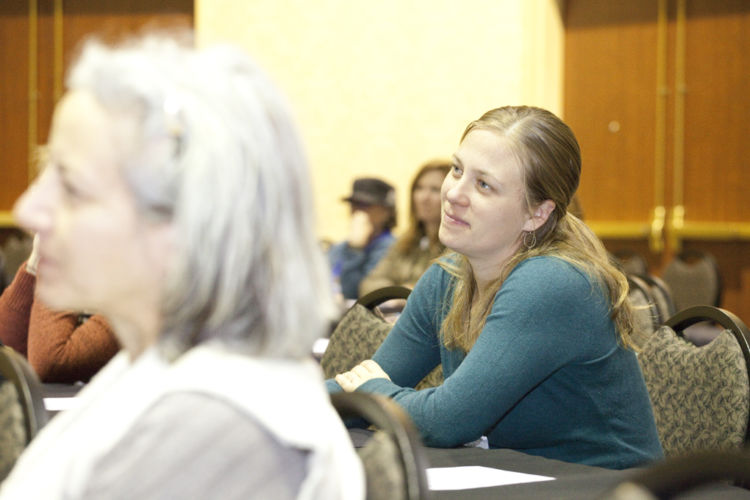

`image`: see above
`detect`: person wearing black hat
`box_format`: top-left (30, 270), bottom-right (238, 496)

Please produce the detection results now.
top-left (328, 177), bottom-right (397, 300)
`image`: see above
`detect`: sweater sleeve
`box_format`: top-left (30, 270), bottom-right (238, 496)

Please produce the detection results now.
top-left (325, 264), bottom-right (445, 394)
top-left (362, 258), bottom-right (613, 448)
top-left (370, 264), bottom-right (447, 387)
top-left (27, 303), bottom-right (119, 383)
top-left (0, 262), bottom-right (36, 356)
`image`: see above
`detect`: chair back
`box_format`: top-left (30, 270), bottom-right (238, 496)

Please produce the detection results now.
top-left (611, 249), bottom-right (648, 276)
top-left (321, 286), bottom-right (443, 389)
top-left (636, 274), bottom-right (677, 325)
top-left (330, 392), bottom-right (429, 500)
top-left (0, 345), bottom-right (48, 479)
top-left (638, 306), bottom-right (750, 457)
top-left (662, 250), bottom-right (721, 311)
top-left (0, 234), bottom-right (32, 287)
top-left (601, 449), bottom-right (750, 500)
top-left (627, 275), bottom-right (660, 341)
top-left (320, 286), bottom-right (411, 380)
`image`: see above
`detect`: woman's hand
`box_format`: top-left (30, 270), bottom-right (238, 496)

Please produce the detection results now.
top-left (25, 234), bottom-right (41, 276)
top-left (335, 359), bottom-right (391, 392)
top-left (347, 210), bottom-right (374, 249)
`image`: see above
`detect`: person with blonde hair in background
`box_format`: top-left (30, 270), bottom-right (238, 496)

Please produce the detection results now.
top-left (359, 160), bottom-right (450, 297)
top-left (331, 105), bottom-right (662, 470)
top-left (2, 33), bottom-right (363, 499)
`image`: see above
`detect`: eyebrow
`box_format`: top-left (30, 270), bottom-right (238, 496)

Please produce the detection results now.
top-left (452, 154), bottom-right (503, 185)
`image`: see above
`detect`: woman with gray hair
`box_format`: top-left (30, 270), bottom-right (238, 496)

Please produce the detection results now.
top-left (2, 34), bottom-right (363, 499)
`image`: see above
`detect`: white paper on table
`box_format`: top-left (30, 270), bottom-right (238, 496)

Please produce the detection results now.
top-left (44, 397), bottom-right (81, 412)
top-left (312, 338), bottom-right (329, 357)
top-left (426, 466), bottom-right (554, 491)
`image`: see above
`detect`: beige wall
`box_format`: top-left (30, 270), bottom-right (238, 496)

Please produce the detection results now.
top-left (197, 0), bottom-right (564, 242)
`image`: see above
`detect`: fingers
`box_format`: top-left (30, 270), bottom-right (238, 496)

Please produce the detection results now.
top-left (359, 360), bottom-right (390, 380)
top-left (334, 372), bottom-right (357, 392)
top-left (334, 360), bottom-right (391, 393)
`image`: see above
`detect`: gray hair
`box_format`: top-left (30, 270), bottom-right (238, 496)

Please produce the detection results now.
top-left (67, 33), bottom-right (334, 359)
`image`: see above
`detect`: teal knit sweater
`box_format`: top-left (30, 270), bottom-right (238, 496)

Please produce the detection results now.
top-left (330, 256), bottom-right (663, 469)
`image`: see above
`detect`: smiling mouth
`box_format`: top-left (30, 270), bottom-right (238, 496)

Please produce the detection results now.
top-left (444, 212), bottom-right (469, 227)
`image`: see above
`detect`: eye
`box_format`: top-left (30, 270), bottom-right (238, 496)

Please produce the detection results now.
top-left (56, 166), bottom-right (87, 203)
top-left (61, 179), bottom-right (84, 201)
top-left (478, 179), bottom-right (491, 191)
top-left (451, 164), bottom-right (463, 176)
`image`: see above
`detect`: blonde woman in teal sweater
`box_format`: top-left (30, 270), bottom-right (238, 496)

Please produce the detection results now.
top-left (330, 106), bottom-right (663, 470)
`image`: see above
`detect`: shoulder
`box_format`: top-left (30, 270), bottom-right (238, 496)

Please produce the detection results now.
top-left (415, 259), bottom-right (454, 292)
top-left (83, 391), bottom-right (307, 500)
top-left (507, 256), bottom-right (594, 293)
top-left (499, 256), bottom-right (608, 315)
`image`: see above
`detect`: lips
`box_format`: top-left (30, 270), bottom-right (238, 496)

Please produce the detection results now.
top-left (443, 211), bottom-right (469, 227)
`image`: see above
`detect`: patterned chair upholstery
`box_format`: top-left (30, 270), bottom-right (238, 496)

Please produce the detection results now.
top-left (0, 379), bottom-right (26, 480)
top-left (638, 306), bottom-right (750, 458)
top-left (0, 345), bottom-right (49, 480)
top-left (321, 303), bottom-right (393, 379)
top-left (637, 274), bottom-right (676, 325)
top-left (321, 286), bottom-right (443, 389)
top-left (627, 275), bottom-right (660, 345)
top-left (330, 392), bottom-right (429, 500)
top-left (662, 250), bottom-right (721, 311)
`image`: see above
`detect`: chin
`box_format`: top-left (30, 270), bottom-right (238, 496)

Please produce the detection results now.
top-left (35, 281), bottom-right (85, 313)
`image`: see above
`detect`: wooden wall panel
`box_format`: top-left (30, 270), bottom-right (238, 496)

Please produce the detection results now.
top-left (564, 0), bottom-right (659, 224)
top-left (0, 0), bottom-right (193, 218)
top-left (565, 0), bottom-right (750, 323)
top-left (0, 4), bottom-right (31, 210)
top-left (682, 0), bottom-right (750, 222)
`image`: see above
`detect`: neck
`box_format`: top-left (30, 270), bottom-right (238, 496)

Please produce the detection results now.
top-left (106, 304), bottom-right (162, 361)
top-left (467, 243), bottom-right (522, 295)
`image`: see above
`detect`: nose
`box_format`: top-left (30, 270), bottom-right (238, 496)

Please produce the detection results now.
top-left (443, 175), bottom-right (469, 207)
top-left (13, 169), bottom-right (56, 236)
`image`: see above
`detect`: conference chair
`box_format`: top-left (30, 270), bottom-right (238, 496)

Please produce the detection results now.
top-left (321, 286), bottom-right (443, 389)
top-left (627, 275), bottom-right (660, 343)
top-left (661, 249), bottom-right (721, 312)
top-left (0, 345), bottom-right (49, 479)
top-left (601, 449), bottom-right (750, 499)
top-left (637, 306), bottom-right (750, 458)
top-left (611, 249), bottom-right (649, 276)
top-left (330, 391), bottom-right (430, 500)
top-left (0, 234), bottom-right (32, 287)
top-left (636, 274), bottom-right (677, 325)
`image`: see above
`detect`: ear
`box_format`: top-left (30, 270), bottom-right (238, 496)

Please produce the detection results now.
top-left (522, 200), bottom-right (556, 232)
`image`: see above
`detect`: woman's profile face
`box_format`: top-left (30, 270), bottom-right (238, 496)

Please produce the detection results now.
top-left (14, 90), bottom-right (171, 321)
top-left (412, 169), bottom-right (444, 226)
top-left (439, 129), bottom-right (536, 270)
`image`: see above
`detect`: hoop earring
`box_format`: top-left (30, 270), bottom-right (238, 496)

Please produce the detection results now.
top-left (523, 231), bottom-right (537, 250)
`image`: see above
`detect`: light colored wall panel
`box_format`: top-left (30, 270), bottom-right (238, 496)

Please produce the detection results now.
top-left (196, 0), bottom-right (564, 241)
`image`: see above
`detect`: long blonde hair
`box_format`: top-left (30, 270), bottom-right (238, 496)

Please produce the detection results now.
top-left (439, 106), bottom-right (640, 353)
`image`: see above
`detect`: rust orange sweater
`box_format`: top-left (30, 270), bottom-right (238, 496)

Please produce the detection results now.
top-left (0, 263), bottom-right (119, 383)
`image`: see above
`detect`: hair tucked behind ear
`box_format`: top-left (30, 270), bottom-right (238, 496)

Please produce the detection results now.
top-left (439, 106), bottom-right (641, 352)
